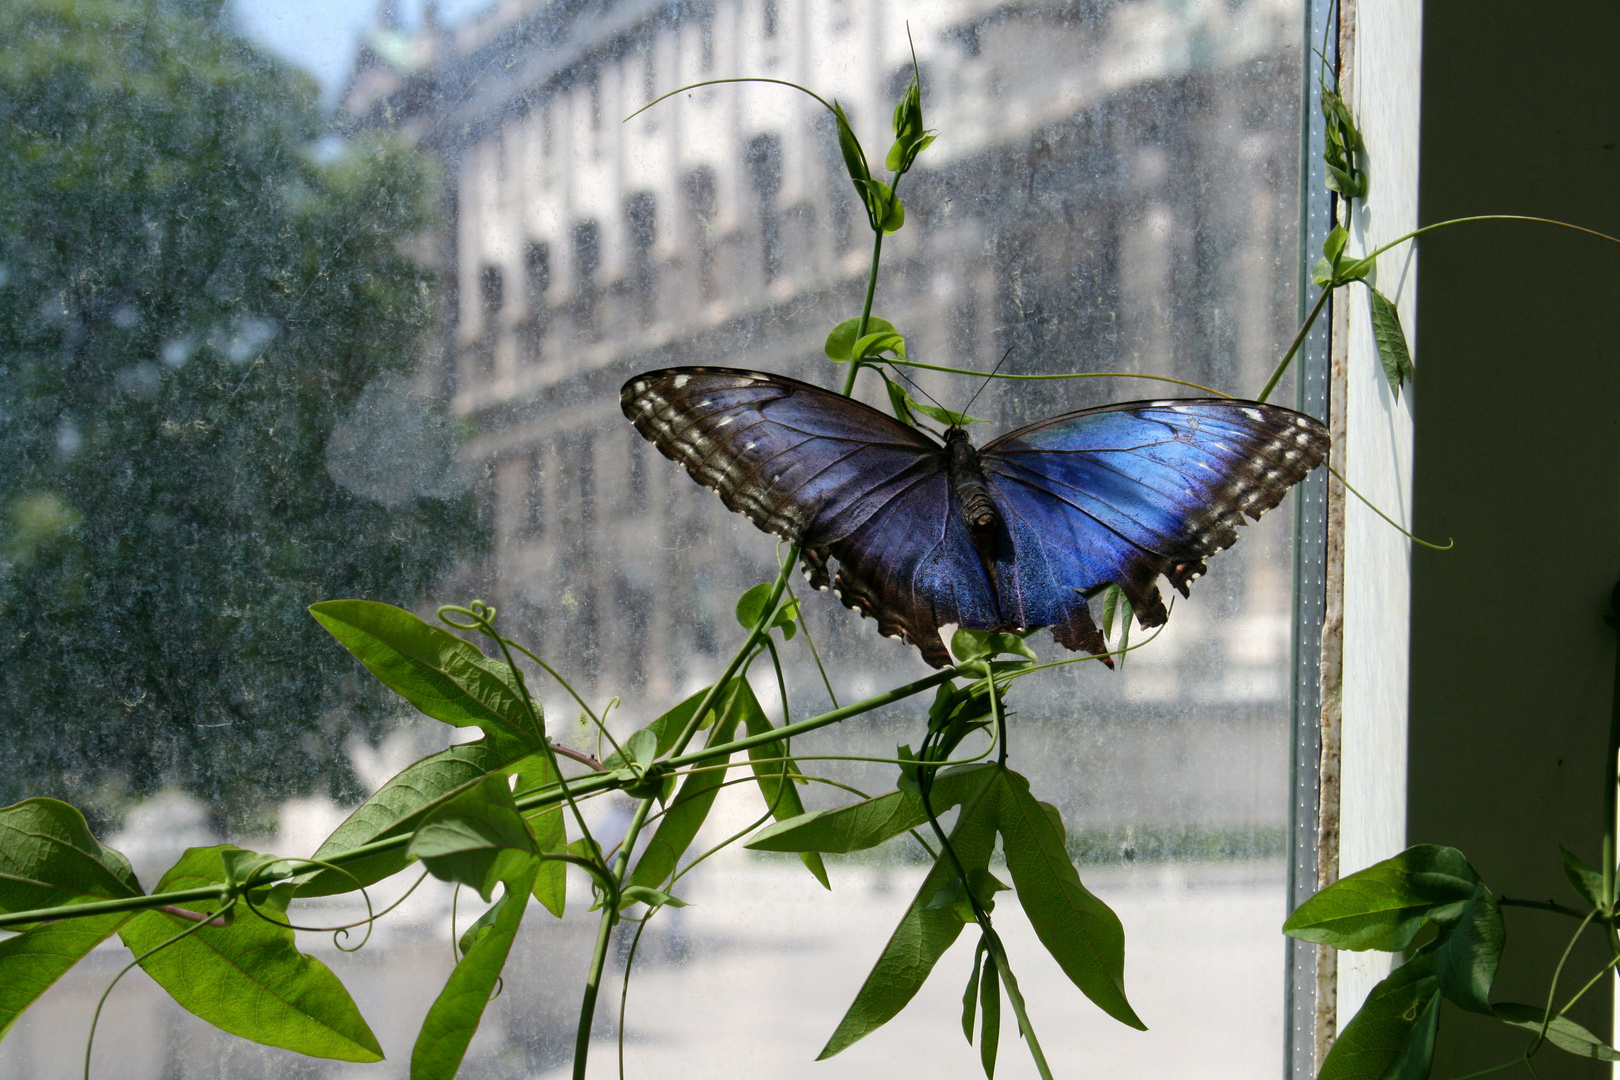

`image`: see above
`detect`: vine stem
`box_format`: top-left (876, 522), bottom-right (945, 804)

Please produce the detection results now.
top-left (1256, 214), bottom-right (1620, 405)
top-left (1603, 582), bottom-right (1620, 916)
top-left (1256, 285), bottom-right (1331, 403)
top-left (575, 796), bottom-right (654, 1080)
top-left (913, 668), bottom-right (1053, 1080)
top-left (844, 228), bottom-right (885, 396)
top-left (571, 189), bottom-right (895, 1075)
top-left (914, 750), bottom-right (1053, 1080)
top-left (1496, 896), bottom-right (1593, 921)
top-left (0, 670), bottom-right (969, 932)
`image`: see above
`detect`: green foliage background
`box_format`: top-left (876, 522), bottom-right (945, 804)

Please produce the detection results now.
top-left (0, 0), bottom-right (479, 826)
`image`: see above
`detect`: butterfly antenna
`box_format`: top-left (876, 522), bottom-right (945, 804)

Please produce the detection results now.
top-left (961, 346), bottom-right (1015, 418)
top-left (885, 363), bottom-right (951, 432)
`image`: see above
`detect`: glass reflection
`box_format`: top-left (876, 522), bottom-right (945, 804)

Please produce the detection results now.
top-left (0, 0), bottom-right (1306, 1075)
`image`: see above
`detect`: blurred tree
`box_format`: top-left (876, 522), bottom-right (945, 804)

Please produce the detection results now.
top-left (0, 0), bottom-right (480, 828)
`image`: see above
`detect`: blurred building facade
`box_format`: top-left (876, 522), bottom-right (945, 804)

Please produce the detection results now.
top-left (340, 0), bottom-right (1307, 809)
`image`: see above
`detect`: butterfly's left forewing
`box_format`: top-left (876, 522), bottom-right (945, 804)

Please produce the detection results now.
top-left (622, 368), bottom-right (996, 665)
top-left (621, 368), bottom-right (941, 543)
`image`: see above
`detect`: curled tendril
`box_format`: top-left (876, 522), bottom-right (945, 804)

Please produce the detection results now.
top-left (438, 601), bottom-right (496, 632)
top-left (237, 857), bottom-right (383, 952)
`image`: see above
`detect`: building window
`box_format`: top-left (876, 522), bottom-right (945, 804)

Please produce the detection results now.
top-left (477, 264), bottom-right (503, 373)
top-left (524, 448), bottom-right (546, 539)
top-left (683, 166), bottom-right (717, 301)
top-left (763, 0), bottom-right (778, 38)
top-left (479, 264), bottom-right (503, 327)
top-left (571, 220), bottom-right (601, 340)
top-left (524, 242), bottom-right (550, 311)
top-left (625, 192), bottom-right (657, 327)
top-left (745, 132), bottom-right (782, 282)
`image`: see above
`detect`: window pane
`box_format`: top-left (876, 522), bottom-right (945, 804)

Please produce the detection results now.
top-left (1, 0), bottom-right (1308, 1076)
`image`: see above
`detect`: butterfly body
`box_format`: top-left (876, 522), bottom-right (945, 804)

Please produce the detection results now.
top-left (621, 367), bottom-right (1328, 668)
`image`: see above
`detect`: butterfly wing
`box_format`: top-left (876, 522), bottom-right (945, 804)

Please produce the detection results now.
top-left (620, 367), bottom-right (995, 665)
top-left (978, 398), bottom-right (1329, 652)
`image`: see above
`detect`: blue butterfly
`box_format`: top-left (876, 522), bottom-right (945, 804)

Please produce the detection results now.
top-left (621, 367), bottom-right (1328, 668)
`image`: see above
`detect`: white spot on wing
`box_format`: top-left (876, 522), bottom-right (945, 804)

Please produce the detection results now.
top-left (673, 374), bottom-right (690, 388)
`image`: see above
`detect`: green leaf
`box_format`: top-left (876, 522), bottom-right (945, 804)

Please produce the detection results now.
top-left (885, 139), bottom-right (907, 173)
top-left (1367, 285), bottom-right (1415, 396)
top-left (601, 684), bottom-right (721, 771)
top-left (883, 372), bottom-right (919, 427)
top-left (734, 583), bottom-right (801, 640)
top-left (510, 753), bottom-right (567, 917)
top-left (456, 888), bottom-right (514, 956)
top-left (1099, 584), bottom-right (1120, 640)
top-left (1336, 256), bottom-right (1374, 284)
top-left (962, 937), bottom-right (985, 1043)
top-left (1283, 844), bottom-right (1480, 951)
top-left (880, 191), bottom-right (905, 233)
top-left (310, 600), bottom-right (542, 746)
top-left (1319, 947), bottom-right (1440, 1080)
top-left (408, 775), bottom-right (540, 902)
top-left (219, 849), bottom-right (294, 893)
top-left (1111, 590), bottom-right (1132, 666)
top-left (819, 775), bottom-right (1001, 1058)
top-left (1323, 225), bottom-right (1349, 264)
top-left (733, 679), bottom-right (830, 888)
top-left (0, 911), bottom-right (131, 1039)
top-left (831, 100), bottom-right (870, 189)
top-left (1559, 844), bottom-right (1606, 909)
top-left (910, 399), bottom-right (985, 428)
top-left (1433, 883), bottom-right (1503, 1015)
top-left (950, 628), bottom-right (1038, 663)
top-left (618, 885), bottom-right (687, 911)
top-left (979, 950), bottom-right (1001, 1078)
top-left (892, 74), bottom-right (923, 140)
top-left (625, 728), bottom-right (658, 768)
top-left (121, 846), bottom-right (383, 1062)
top-left (1326, 163), bottom-right (1368, 199)
top-left (996, 771), bottom-right (1144, 1029)
top-left (854, 177), bottom-right (904, 233)
top-left (895, 743), bottom-right (924, 793)
top-left (299, 734), bottom-right (534, 897)
top-left (824, 315), bottom-right (897, 364)
top-left (747, 763), bottom-right (997, 854)
top-left (0, 798), bottom-right (142, 915)
top-left (625, 687), bottom-right (744, 892)
top-left (927, 867), bottom-right (1008, 922)
top-left (1493, 1003), bottom-right (1620, 1061)
top-left (852, 330), bottom-right (907, 361)
top-left (412, 872), bottom-right (534, 1080)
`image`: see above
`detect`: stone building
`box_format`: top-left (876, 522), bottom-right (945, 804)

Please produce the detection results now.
top-left (341, 0), bottom-right (1308, 832)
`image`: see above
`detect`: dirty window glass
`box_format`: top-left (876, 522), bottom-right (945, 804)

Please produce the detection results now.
top-left (1, 0), bottom-right (1309, 1076)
